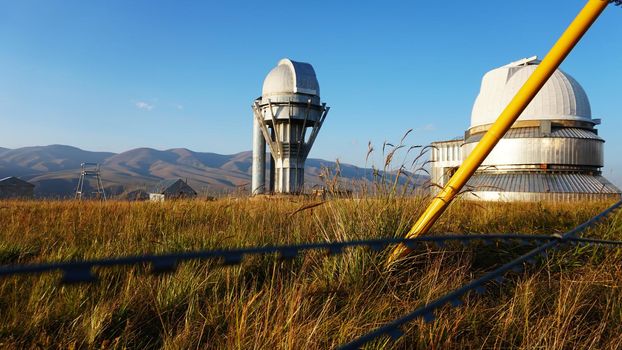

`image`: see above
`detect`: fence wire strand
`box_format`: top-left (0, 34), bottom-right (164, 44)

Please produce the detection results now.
top-left (337, 198), bottom-right (622, 349)
top-left (0, 234), bottom-right (562, 283)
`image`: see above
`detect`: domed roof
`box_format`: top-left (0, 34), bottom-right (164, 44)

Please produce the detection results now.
top-left (471, 57), bottom-right (592, 128)
top-left (262, 58), bottom-right (320, 97)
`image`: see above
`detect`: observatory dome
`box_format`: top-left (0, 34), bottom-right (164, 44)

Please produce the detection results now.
top-left (470, 58), bottom-right (592, 129)
top-left (262, 58), bottom-right (320, 98)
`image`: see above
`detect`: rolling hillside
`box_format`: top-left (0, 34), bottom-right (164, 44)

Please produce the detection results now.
top-left (0, 145), bottom-right (426, 197)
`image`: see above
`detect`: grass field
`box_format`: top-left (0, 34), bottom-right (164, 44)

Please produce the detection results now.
top-left (1, 197), bottom-right (622, 349)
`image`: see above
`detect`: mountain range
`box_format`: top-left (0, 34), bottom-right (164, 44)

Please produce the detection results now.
top-left (0, 145), bottom-right (426, 198)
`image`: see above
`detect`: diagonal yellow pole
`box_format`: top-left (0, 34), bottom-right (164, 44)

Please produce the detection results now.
top-left (390, 0), bottom-right (610, 262)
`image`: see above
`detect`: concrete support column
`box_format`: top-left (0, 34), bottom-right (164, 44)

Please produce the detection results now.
top-left (272, 122), bottom-right (306, 194)
top-left (251, 118), bottom-right (265, 195)
top-left (269, 128), bottom-right (275, 193)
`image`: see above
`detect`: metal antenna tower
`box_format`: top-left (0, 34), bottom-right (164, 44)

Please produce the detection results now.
top-left (75, 163), bottom-right (106, 200)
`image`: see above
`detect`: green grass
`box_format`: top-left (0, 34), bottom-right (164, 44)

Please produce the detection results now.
top-left (0, 197), bottom-right (621, 349)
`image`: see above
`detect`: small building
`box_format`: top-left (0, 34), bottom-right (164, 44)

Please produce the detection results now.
top-left (0, 176), bottom-right (35, 199)
top-left (149, 179), bottom-right (197, 201)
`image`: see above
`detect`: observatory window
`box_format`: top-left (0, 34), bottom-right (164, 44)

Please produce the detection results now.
top-left (305, 127), bottom-right (313, 143)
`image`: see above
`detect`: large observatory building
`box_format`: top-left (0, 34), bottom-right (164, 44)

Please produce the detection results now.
top-left (431, 57), bottom-right (621, 201)
top-left (251, 59), bottom-right (329, 195)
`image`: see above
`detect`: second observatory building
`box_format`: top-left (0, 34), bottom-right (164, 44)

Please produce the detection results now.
top-left (431, 57), bottom-right (621, 201)
top-left (251, 59), bottom-right (329, 195)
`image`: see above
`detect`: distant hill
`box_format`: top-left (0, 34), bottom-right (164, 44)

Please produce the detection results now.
top-left (0, 145), bottom-right (428, 198)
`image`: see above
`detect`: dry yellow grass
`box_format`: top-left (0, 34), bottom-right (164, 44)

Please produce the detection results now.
top-left (0, 197), bottom-right (621, 349)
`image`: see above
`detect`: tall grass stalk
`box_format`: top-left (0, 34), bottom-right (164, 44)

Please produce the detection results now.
top-left (0, 198), bottom-right (621, 349)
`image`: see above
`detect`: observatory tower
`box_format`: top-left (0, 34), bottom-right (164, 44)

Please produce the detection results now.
top-left (251, 59), bottom-right (329, 195)
top-left (431, 57), bottom-right (621, 201)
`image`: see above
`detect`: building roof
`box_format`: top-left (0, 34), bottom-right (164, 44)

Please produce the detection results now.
top-left (262, 58), bottom-right (320, 97)
top-left (0, 176), bottom-right (35, 187)
top-left (465, 173), bottom-right (620, 194)
top-left (150, 179), bottom-right (196, 194)
top-left (471, 57), bottom-right (592, 129)
top-left (465, 127), bottom-right (602, 143)
top-left (153, 179), bottom-right (180, 191)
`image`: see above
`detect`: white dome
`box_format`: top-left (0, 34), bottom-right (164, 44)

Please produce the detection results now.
top-left (261, 58), bottom-right (320, 97)
top-left (471, 58), bottom-right (592, 128)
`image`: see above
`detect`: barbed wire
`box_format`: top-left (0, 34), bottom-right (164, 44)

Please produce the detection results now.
top-left (0, 233), bottom-right (563, 284)
top-left (568, 236), bottom-right (622, 246)
top-left (0, 217), bottom-right (621, 285)
top-left (337, 198), bottom-right (622, 349)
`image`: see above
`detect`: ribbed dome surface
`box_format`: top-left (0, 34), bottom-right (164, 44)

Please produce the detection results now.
top-left (262, 59), bottom-right (320, 97)
top-left (471, 59), bottom-right (592, 128)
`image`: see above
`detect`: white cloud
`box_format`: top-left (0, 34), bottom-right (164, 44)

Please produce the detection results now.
top-left (422, 123), bottom-right (436, 131)
top-left (135, 101), bottom-right (154, 111)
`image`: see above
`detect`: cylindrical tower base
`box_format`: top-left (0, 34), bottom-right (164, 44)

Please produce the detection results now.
top-left (251, 118), bottom-right (266, 195)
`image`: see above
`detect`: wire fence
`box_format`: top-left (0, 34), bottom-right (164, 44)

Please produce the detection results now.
top-left (0, 233), bottom-right (563, 284)
top-left (338, 198), bottom-right (622, 349)
top-left (0, 199), bottom-right (621, 348)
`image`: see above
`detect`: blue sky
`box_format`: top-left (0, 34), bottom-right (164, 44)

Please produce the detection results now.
top-left (1, 1), bottom-right (621, 185)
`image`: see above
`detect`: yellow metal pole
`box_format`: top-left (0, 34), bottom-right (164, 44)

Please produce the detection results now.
top-left (390, 0), bottom-right (609, 262)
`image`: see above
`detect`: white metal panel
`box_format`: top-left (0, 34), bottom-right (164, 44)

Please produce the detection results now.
top-left (462, 137), bottom-right (603, 167)
top-left (471, 59), bottom-right (593, 128)
top-left (262, 58), bottom-right (320, 97)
